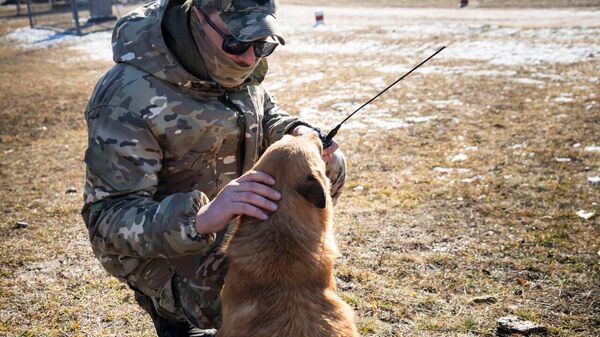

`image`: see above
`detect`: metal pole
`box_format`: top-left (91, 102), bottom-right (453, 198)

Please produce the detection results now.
top-left (26, 0), bottom-right (33, 28)
top-left (70, 0), bottom-right (82, 36)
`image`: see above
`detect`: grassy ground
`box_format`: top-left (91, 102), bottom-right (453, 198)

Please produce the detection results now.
top-left (0, 4), bottom-right (599, 337)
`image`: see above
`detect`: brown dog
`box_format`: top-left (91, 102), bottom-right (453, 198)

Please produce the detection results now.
top-left (219, 133), bottom-right (359, 337)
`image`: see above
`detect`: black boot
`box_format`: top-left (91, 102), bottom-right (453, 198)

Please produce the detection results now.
top-left (134, 290), bottom-right (217, 337)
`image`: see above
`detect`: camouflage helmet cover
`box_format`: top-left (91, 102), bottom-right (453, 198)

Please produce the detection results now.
top-left (192, 0), bottom-right (285, 45)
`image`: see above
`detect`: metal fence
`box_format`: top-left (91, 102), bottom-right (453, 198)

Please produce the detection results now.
top-left (3, 0), bottom-right (119, 35)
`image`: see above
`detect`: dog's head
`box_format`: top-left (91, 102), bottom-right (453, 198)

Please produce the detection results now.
top-left (254, 133), bottom-right (329, 209)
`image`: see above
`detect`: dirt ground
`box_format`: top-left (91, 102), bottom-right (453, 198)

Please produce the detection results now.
top-left (0, 2), bottom-right (599, 337)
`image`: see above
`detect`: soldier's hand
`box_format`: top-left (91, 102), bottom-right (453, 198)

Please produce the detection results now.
top-left (195, 171), bottom-right (281, 234)
top-left (291, 125), bottom-right (339, 163)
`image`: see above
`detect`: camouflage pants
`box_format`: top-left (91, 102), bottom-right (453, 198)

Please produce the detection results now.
top-left (133, 151), bottom-right (347, 331)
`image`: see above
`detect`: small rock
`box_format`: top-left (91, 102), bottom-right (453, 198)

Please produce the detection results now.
top-left (497, 315), bottom-right (547, 336)
top-left (352, 185), bottom-right (364, 192)
top-left (433, 167), bottom-right (453, 174)
top-left (588, 176), bottom-right (600, 186)
top-left (451, 153), bottom-right (469, 162)
top-left (15, 221), bottom-right (28, 229)
top-left (576, 210), bottom-right (595, 220)
top-left (471, 295), bottom-right (497, 304)
top-left (65, 187), bottom-right (78, 194)
top-left (516, 278), bottom-right (528, 286)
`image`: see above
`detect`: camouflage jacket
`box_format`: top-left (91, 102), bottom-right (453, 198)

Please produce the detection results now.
top-left (82, 0), bottom-right (306, 293)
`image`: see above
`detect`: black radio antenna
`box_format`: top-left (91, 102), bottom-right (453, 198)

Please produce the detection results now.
top-left (320, 46), bottom-right (446, 148)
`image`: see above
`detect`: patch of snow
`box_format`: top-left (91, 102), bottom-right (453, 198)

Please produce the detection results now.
top-left (299, 58), bottom-right (321, 66)
top-left (264, 80), bottom-right (287, 92)
top-left (289, 72), bottom-right (325, 86)
top-left (585, 145), bottom-right (600, 152)
top-left (429, 99), bottom-right (464, 108)
top-left (443, 40), bottom-right (600, 66)
top-left (353, 185), bottom-right (365, 192)
top-left (2, 27), bottom-right (74, 48)
top-left (366, 118), bottom-right (410, 129)
top-left (461, 176), bottom-right (484, 183)
top-left (588, 176), bottom-right (600, 185)
top-left (343, 120), bottom-right (368, 129)
top-left (451, 153), bottom-right (469, 162)
top-left (465, 69), bottom-right (518, 77)
top-left (376, 64), bottom-right (516, 79)
top-left (298, 107), bottom-right (319, 119)
top-left (532, 73), bottom-right (563, 81)
top-left (483, 27), bottom-right (521, 37)
top-left (555, 96), bottom-right (575, 103)
top-left (513, 78), bottom-right (545, 86)
top-left (376, 65), bottom-right (411, 74)
top-left (285, 38), bottom-right (386, 55)
top-left (2, 27), bottom-right (113, 61)
top-left (433, 167), bottom-right (453, 174)
top-left (573, 143), bottom-right (581, 148)
top-left (405, 115), bottom-right (437, 123)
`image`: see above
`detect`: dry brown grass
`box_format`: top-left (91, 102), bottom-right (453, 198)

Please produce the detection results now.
top-left (270, 48), bottom-right (600, 335)
top-left (1, 4), bottom-right (599, 337)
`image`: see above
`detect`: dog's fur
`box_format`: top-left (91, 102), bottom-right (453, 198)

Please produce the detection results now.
top-left (219, 133), bottom-right (359, 337)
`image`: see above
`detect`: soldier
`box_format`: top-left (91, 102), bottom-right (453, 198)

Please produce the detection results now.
top-left (81, 0), bottom-right (346, 336)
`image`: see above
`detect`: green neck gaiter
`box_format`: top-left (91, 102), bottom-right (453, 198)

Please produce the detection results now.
top-left (189, 10), bottom-right (259, 88)
top-left (161, 0), bottom-right (210, 81)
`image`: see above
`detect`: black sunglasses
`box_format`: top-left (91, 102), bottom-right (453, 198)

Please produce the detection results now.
top-left (199, 10), bottom-right (278, 58)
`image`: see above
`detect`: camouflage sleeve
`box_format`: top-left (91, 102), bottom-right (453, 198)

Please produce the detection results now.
top-left (261, 88), bottom-right (313, 148)
top-left (82, 105), bottom-right (216, 258)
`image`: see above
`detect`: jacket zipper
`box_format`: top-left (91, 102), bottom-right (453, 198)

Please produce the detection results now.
top-left (219, 92), bottom-right (246, 176)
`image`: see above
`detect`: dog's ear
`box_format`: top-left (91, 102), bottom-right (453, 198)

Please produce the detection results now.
top-left (296, 174), bottom-right (327, 209)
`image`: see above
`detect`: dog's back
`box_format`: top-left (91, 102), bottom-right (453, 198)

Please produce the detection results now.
top-left (220, 134), bottom-right (359, 337)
